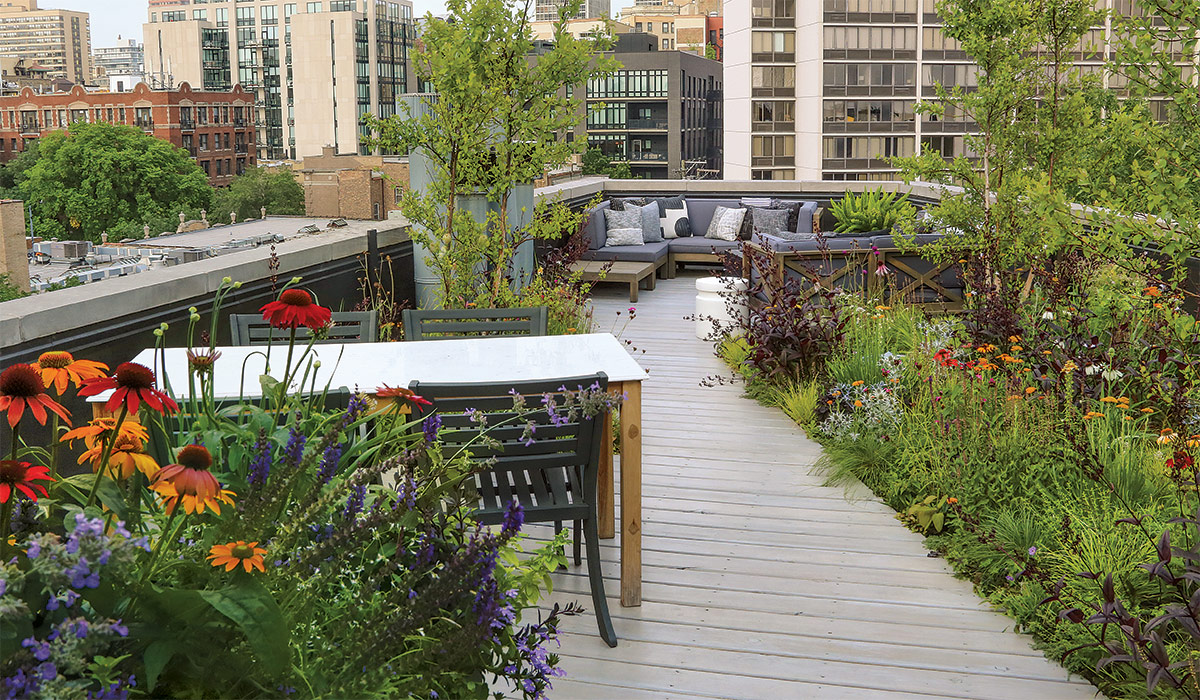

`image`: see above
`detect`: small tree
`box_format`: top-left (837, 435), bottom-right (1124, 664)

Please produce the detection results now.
top-left (211, 166), bottom-right (305, 222)
top-left (18, 122), bottom-right (212, 241)
top-left (581, 146), bottom-right (634, 179)
top-left (365, 0), bottom-right (618, 308)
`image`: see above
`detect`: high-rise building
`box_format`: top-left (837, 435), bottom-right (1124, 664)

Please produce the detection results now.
top-left (534, 0), bottom-right (612, 22)
top-left (0, 0), bottom-right (91, 84)
top-left (93, 38), bottom-right (145, 83)
top-left (144, 0), bottom-right (413, 162)
top-left (724, 0), bottom-right (1133, 181)
top-left (576, 33), bottom-right (723, 179)
top-left (0, 82), bottom-right (257, 186)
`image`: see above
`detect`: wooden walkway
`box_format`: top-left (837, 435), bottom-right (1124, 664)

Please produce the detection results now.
top-left (527, 271), bottom-right (1098, 699)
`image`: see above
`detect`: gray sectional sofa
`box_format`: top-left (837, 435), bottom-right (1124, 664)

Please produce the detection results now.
top-left (583, 198), bottom-right (820, 279)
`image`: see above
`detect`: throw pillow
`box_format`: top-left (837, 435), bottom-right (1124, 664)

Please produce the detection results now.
top-left (769, 198), bottom-right (803, 232)
top-left (605, 227), bottom-right (644, 247)
top-left (663, 208), bottom-right (692, 239)
top-left (707, 207), bottom-right (746, 242)
top-left (704, 205), bottom-right (730, 240)
top-left (658, 198), bottom-right (689, 239)
top-left (637, 202), bottom-right (663, 243)
top-left (612, 197), bottom-right (650, 211)
top-left (751, 208), bottom-right (790, 238)
top-left (777, 230), bottom-right (819, 242)
top-left (603, 208), bottom-right (643, 247)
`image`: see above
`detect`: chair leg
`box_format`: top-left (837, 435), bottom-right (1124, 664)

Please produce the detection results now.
top-left (573, 519), bottom-right (582, 566)
top-left (583, 515), bottom-right (617, 647)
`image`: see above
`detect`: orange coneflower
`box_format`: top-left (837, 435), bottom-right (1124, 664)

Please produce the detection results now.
top-left (0, 460), bottom-right (54, 503)
top-left (79, 432), bottom-right (159, 480)
top-left (79, 363), bottom-right (178, 416)
top-left (151, 445), bottom-right (235, 515)
top-left (259, 289), bottom-right (332, 330)
top-left (33, 352), bottom-right (108, 396)
top-left (0, 364), bottom-right (72, 428)
top-left (61, 417), bottom-right (150, 451)
top-left (207, 541), bottom-right (267, 573)
top-left (186, 349), bottom-right (222, 376)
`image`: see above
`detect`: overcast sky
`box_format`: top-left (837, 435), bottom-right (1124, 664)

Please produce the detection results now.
top-left (62, 0), bottom-right (631, 48)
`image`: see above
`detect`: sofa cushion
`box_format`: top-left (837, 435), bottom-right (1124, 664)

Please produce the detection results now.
top-left (668, 236), bottom-right (739, 253)
top-left (603, 208), bottom-right (644, 247)
top-left (769, 199), bottom-right (819, 234)
top-left (750, 208), bottom-right (790, 239)
top-left (685, 199), bottom-right (740, 238)
top-left (612, 197), bottom-right (650, 211)
top-left (663, 206), bottom-right (692, 239)
top-left (634, 202), bottom-right (663, 243)
top-left (580, 240), bottom-right (669, 263)
top-left (754, 232), bottom-right (872, 253)
top-left (586, 201), bottom-right (611, 251)
top-left (706, 207), bottom-right (746, 242)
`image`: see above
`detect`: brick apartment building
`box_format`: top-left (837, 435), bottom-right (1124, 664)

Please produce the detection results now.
top-left (0, 81), bottom-right (256, 186)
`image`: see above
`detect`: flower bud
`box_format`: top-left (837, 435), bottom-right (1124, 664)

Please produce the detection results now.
top-left (153, 329), bottom-right (163, 337)
top-left (159, 322), bottom-right (169, 331)
top-left (313, 360), bottom-right (322, 369)
top-left (188, 306), bottom-right (198, 314)
top-left (222, 276), bottom-right (232, 284)
top-left (232, 281), bottom-right (243, 289)
top-left (290, 276), bottom-right (302, 285)
top-left (189, 313), bottom-right (201, 322)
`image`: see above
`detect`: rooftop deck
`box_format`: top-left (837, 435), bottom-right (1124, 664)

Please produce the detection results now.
top-left (530, 271), bottom-right (1097, 699)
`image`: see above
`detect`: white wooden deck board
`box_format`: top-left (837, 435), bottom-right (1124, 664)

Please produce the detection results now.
top-left (527, 272), bottom-right (1097, 699)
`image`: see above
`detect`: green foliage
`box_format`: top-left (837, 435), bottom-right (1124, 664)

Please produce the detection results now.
top-left (210, 167), bottom-right (304, 223)
top-left (704, 43), bottom-right (719, 61)
top-left (17, 122), bottom-right (212, 242)
top-left (0, 273), bottom-right (29, 301)
top-left (829, 188), bottom-right (914, 234)
top-left (898, 495), bottom-right (953, 535)
top-left (0, 142), bottom-right (39, 199)
top-left (365, 0), bottom-right (618, 309)
top-left (764, 379), bottom-right (821, 427)
top-left (581, 147), bottom-right (634, 179)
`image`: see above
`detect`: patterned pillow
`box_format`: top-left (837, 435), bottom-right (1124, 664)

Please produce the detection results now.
top-left (603, 208), bottom-right (644, 247)
top-left (706, 207), bottom-right (746, 242)
top-left (636, 202), bottom-right (664, 243)
top-left (663, 208), bottom-right (691, 239)
top-left (751, 208), bottom-right (790, 238)
top-left (777, 230), bottom-right (819, 242)
top-left (612, 197), bottom-right (650, 212)
top-left (769, 198), bottom-right (804, 232)
top-left (659, 198), bottom-right (689, 238)
top-left (605, 227), bottom-right (644, 247)
top-left (704, 205), bottom-right (730, 240)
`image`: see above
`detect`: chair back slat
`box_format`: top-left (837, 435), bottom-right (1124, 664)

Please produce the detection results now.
top-left (230, 311), bottom-right (378, 346)
top-left (409, 372), bottom-right (607, 526)
top-left (402, 307), bottom-right (548, 341)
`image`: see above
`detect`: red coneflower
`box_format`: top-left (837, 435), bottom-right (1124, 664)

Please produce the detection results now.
top-left (151, 445), bottom-right (235, 515)
top-left (0, 364), bottom-right (72, 428)
top-left (259, 289), bottom-right (332, 330)
top-left (34, 351), bottom-right (108, 395)
top-left (186, 349), bottom-right (222, 376)
top-left (0, 460), bottom-right (53, 503)
top-left (375, 385), bottom-right (432, 407)
top-left (79, 362), bottom-right (179, 415)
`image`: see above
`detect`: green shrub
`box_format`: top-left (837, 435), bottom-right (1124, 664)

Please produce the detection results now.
top-left (829, 188), bottom-right (916, 234)
top-left (765, 379), bottom-right (821, 426)
top-left (0, 273), bottom-right (29, 301)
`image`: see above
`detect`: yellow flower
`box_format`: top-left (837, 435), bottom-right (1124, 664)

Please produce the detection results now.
top-left (1083, 411), bottom-right (1104, 420)
top-left (78, 432), bottom-right (159, 480)
top-left (874, 305), bottom-right (892, 311)
top-left (1024, 387), bottom-right (1036, 395)
top-left (1011, 345), bottom-right (1023, 352)
top-left (1008, 335), bottom-right (1022, 343)
top-left (854, 400), bottom-right (863, 408)
top-left (1157, 429), bottom-right (1176, 445)
top-left (1062, 361), bottom-right (1078, 373)
top-left (1140, 408), bottom-right (1154, 414)
top-left (851, 380), bottom-right (864, 387)
top-left (1101, 396), bottom-right (1119, 404)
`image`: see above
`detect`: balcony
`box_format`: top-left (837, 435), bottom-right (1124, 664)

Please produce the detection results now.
top-left (627, 117), bottom-right (668, 131)
top-left (234, 117), bottom-right (248, 128)
top-left (135, 118), bottom-right (154, 129)
top-left (180, 117), bottom-right (195, 131)
top-left (629, 150), bottom-right (668, 163)
top-left (235, 144), bottom-right (248, 154)
top-left (19, 121), bottom-right (39, 136)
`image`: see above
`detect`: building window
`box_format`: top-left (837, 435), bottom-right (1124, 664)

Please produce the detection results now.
top-left (751, 66), bottom-right (796, 96)
top-left (193, 9), bottom-right (207, 19)
top-left (822, 99), bottom-right (915, 123)
top-left (662, 38), bottom-right (669, 50)
top-left (216, 8), bottom-right (229, 26)
top-left (162, 10), bottom-right (186, 21)
top-left (307, 1), bottom-right (322, 11)
top-left (661, 22), bottom-right (669, 32)
top-left (330, 0), bottom-right (354, 9)
top-left (199, 133), bottom-right (209, 151)
top-left (236, 7), bottom-right (255, 25)
top-left (285, 3), bottom-right (297, 21)
top-left (635, 22), bottom-right (642, 31)
top-left (70, 109), bottom-right (87, 123)
top-left (394, 186), bottom-right (403, 205)
top-left (586, 70), bottom-right (669, 99)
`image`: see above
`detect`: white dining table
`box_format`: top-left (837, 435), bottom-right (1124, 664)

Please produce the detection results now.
top-left (88, 333), bottom-right (649, 607)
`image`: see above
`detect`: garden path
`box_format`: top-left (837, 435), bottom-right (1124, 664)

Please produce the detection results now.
top-left (525, 271), bottom-right (1099, 699)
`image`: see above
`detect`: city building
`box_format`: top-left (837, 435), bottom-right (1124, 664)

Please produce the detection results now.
top-left (534, 0), bottom-right (611, 22)
top-left (0, 82), bottom-right (257, 186)
top-left (92, 37), bottom-right (145, 90)
top-left (297, 145), bottom-right (408, 220)
top-left (143, 0), bottom-right (414, 162)
top-left (0, 0), bottom-right (91, 83)
top-left (575, 33), bottom-right (723, 178)
top-left (724, 0), bottom-right (1140, 181)
top-left (0, 57), bottom-right (50, 95)
top-left (529, 18), bottom-right (633, 41)
top-left (617, 0), bottom-right (723, 57)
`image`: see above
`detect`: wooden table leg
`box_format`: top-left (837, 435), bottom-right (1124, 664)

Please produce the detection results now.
top-left (619, 379), bottom-right (642, 607)
top-left (628, 278), bottom-right (638, 303)
top-left (598, 405), bottom-right (615, 539)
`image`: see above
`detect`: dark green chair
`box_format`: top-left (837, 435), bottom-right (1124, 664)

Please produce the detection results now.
top-left (400, 307), bottom-right (548, 341)
top-left (230, 310), bottom-right (377, 346)
top-left (408, 372), bottom-right (617, 647)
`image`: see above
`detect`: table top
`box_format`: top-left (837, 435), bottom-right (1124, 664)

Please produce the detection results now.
top-left (88, 333), bottom-right (648, 402)
top-left (573, 260), bottom-right (656, 275)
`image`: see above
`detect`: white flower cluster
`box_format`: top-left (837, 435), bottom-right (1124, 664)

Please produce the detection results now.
top-left (914, 319), bottom-right (958, 354)
top-left (819, 381), bottom-right (903, 440)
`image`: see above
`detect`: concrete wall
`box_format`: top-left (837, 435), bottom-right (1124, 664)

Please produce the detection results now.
top-left (0, 200), bottom-right (28, 292)
top-left (142, 20), bottom-right (204, 87)
top-left (291, 12), bottom-right (365, 159)
top-left (722, 0), bottom-right (751, 179)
